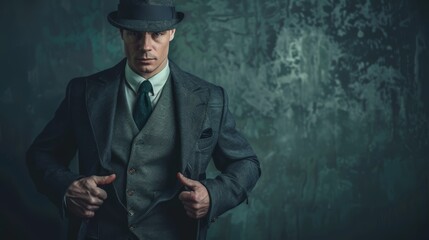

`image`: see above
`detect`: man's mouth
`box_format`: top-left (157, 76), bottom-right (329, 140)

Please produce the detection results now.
top-left (137, 57), bottom-right (155, 61)
top-left (136, 58), bottom-right (155, 65)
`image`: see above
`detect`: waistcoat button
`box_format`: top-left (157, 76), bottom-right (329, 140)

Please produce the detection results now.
top-left (128, 168), bottom-right (136, 174)
top-left (128, 209), bottom-right (135, 216)
top-left (127, 189), bottom-right (135, 196)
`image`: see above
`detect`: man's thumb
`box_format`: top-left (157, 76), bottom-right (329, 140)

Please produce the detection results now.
top-left (177, 172), bottom-right (197, 190)
top-left (93, 174), bottom-right (116, 186)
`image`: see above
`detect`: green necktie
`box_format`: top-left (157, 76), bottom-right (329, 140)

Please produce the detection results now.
top-left (133, 80), bottom-right (153, 130)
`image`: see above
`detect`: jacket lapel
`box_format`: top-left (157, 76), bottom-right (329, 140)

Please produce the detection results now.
top-left (86, 60), bottom-right (125, 170)
top-left (170, 61), bottom-right (209, 174)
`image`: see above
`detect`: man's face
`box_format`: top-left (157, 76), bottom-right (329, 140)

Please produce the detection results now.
top-left (121, 29), bottom-right (176, 79)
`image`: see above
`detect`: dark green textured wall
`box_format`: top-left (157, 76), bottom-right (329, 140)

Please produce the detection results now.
top-left (1, 0), bottom-right (428, 239)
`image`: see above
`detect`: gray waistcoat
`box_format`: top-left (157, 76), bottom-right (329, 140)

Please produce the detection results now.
top-left (109, 75), bottom-right (182, 239)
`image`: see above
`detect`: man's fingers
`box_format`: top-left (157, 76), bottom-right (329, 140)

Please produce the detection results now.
top-left (89, 187), bottom-right (108, 200)
top-left (86, 196), bottom-right (104, 206)
top-left (69, 190), bottom-right (105, 206)
top-left (67, 197), bottom-right (86, 210)
top-left (92, 174), bottom-right (116, 186)
top-left (85, 205), bottom-right (100, 211)
top-left (67, 198), bottom-right (96, 218)
top-left (178, 193), bottom-right (201, 209)
top-left (80, 209), bottom-right (95, 218)
top-left (183, 205), bottom-right (197, 218)
top-left (177, 173), bottom-right (198, 190)
top-left (183, 202), bottom-right (202, 210)
top-left (177, 179), bottom-right (210, 219)
top-left (68, 196), bottom-right (103, 209)
top-left (183, 206), bottom-right (205, 219)
top-left (178, 190), bottom-right (196, 202)
top-left (66, 175), bottom-right (113, 218)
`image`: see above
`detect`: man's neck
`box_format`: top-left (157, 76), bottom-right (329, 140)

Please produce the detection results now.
top-left (125, 60), bottom-right (170, 94)
top-left (134, 58), bottom-right (168, 79)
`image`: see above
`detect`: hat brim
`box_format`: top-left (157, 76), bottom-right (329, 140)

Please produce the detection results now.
top-left (108, 11), bottom-right (184, 32)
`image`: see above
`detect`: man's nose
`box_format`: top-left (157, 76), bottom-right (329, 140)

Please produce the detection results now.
top-left (140, 33), bottom-right (152, 51)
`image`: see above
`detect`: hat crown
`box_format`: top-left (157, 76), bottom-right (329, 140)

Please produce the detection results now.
top-left (120, 0), bottom-right (175, 7)
top-left (108, 0), bottom-right (184, 32)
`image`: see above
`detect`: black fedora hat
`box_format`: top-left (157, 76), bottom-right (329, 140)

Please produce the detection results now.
top-left (108, 0), bottom-right (184, 32)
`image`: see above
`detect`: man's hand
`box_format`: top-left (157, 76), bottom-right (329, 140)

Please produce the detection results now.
top-left (177, 172), bottom-right (210, 219)
top-left (65, 174), bottom-right (116, 218)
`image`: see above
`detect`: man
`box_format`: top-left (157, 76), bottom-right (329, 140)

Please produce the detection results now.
top-left (26, 0), bottom-right (261, 239)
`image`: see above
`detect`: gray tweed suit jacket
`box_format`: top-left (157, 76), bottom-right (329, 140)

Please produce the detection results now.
top-left (26, 59), bottom-right (261, 240)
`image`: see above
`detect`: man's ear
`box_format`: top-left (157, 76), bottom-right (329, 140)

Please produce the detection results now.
top-left (120, 29), bottom-right (124, 39)
top-left (169, 29), bottom-right (176, 41)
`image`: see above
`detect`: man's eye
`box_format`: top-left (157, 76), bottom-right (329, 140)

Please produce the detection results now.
top-left (153, 32), bottom-right (164, 37)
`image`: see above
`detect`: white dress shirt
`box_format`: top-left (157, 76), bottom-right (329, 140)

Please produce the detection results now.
top-left (124, 60), bottom-right (170, 112)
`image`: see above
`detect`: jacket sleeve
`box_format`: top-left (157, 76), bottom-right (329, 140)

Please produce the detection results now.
top-left (200, 87), bottom-right (261, 224)
top-left (26, 79), bottom-right (82, 214)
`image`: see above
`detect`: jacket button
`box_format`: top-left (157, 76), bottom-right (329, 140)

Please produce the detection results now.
top-left (129, 225), bottom-right (135, 231)
top-left (128, 168), bottom-right (136, 174)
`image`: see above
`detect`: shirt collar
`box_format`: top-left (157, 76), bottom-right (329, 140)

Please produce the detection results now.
top-left (125, 60), bottom-right (170, 95)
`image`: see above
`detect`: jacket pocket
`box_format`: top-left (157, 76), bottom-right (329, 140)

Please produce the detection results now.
top-left (197, 136), bottom-right (214, 151)
top-left (199, 128), bottom-right (213, 139)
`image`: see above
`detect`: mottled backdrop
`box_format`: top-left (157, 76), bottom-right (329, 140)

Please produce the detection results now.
top-left (0, 0), bottom-right (428, 239)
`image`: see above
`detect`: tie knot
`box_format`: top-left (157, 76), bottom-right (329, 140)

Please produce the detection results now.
top-left (138, 80), bottom-right (153, 95)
